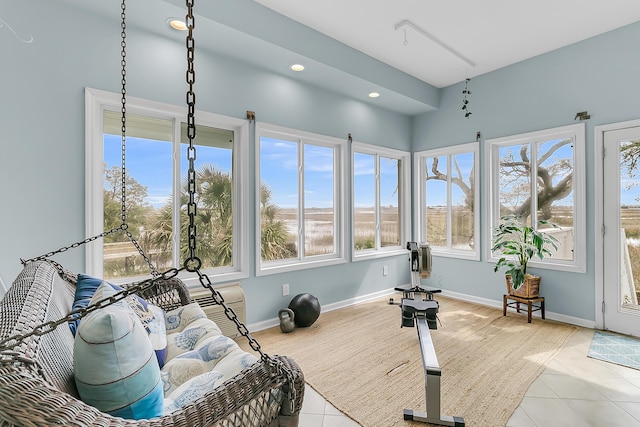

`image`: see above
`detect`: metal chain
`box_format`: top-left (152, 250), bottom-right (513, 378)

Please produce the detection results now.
top-left (118, 0), bottom-right (159, 277)
top-left (194, 269), bottom-right (297, 413)
top-left (12, 0), bottom-right (298, 410)
top-left (185, 0), bottom-right (199, 270)
top-left (120, 0), bottom-right (128, 226)
top-left (268, 355), bottom-right (299, 413)
top-left (21, 226), bottom-right (123, 266)
top-left (180, 0), bottom-right (296, 411)
top-left (194, 270), bottom-right (265, 358)
top-left (23, 0), bottom-right (158, 277)
top-left (181, 0), bottom-right (266, 357)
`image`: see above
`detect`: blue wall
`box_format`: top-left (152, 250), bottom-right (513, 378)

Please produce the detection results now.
top-left (0, 0), bottom-right (410, 323)
top-left (2, 0), bottom-right (639, 325)
top-left (413, 21), bottom-right (640, 322)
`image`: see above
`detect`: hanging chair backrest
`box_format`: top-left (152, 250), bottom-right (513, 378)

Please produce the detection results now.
top-left (0, 261), bottom-right (79, 396)
top-left (0, 261), bottom-right (192, 399)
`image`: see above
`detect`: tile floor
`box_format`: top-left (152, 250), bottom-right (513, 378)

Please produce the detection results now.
top-left (300, 327), bottom-right (640, 426)
top-left (299, 385), bottom-right (361, 427)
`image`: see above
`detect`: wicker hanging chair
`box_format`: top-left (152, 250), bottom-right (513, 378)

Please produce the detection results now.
top-left (0, 260), bottom-right (304, 427)
top-left (0, 1), bottom-right (304, 425)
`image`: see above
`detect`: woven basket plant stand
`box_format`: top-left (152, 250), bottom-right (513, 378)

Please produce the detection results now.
top-left (503, 294), bottom-right (545, 323)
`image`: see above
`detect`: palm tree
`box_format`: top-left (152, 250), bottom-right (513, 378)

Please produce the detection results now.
top-left (145, 165), bottom-right (294, 271)
top-left (260, 182), bottom-right (295, 260)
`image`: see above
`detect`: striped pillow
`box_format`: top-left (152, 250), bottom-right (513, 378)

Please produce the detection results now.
top-left (73, 282), bottom-right (164, 420)
top-left (70, 274), bottom-right (168, 368)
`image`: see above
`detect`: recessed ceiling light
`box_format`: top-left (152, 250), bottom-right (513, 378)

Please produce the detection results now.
top-left (368, 92), bottom-right (380, 98)
top-left (166, 18), bottom-right (187, 31)
top-left (290, 64), bottom-right (305, 72)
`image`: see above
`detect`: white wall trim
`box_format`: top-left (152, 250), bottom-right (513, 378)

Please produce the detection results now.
top-left (436, 289), bottom-right (595, 329)
top-left (593, 118), bottom-right (640, 330)
top-left (248, 286), bottom-right (401, 332)
top-left (248, 283), bottom-right (594, 332)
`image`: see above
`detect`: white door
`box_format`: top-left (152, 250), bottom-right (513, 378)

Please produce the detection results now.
top-left (603, 126), bottom-right (640, 336)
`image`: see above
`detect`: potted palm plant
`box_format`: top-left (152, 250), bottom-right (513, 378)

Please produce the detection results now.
top-left (491, 214), bottom-right (560, 298)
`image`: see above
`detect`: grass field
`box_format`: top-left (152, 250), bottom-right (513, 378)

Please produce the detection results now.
top-left (274, 206), bottom-right (640, 296)
top-left (274, 207), bottom-right (401, 254)
top-left (103, 206), bottom-right (640, 294)
top-left (622, 207), bottom-right (640, 296)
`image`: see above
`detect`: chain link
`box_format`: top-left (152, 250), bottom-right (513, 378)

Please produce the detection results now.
top-left (18, 0), bottom-right (295, 414)
top-left (194, 270), bottom-right (266, 358)
top-left (194, 269), bottom-right (297, 412)
top-left (22, 0), bottom-right (157, 278)
top-left (180, 0), bottom-right (296, 409)
top-left (185, 0), bottom-right (198, 266)
top-left (21, 227), bottom-right (122, 266)
top-left (123, 229), bottom-right (159, 277)
top-left (268, 355), bottom-right (299, 414)
top-left (120, 1), bottom-right (127, 225)
top-left (117, 0), bottom-right (159, 277)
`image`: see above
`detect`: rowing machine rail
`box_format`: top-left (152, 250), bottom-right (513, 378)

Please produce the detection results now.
top-left (400, 242), bottom-right (465, 426)
top-left (402, 315), bottom-right (465, 426)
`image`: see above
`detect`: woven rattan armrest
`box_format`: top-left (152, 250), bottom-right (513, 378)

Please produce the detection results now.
top-left (0, 354), bottom-right (304, 427)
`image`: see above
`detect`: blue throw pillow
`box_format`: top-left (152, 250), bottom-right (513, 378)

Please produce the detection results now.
top-left (74, 282), bottom-right (164, 420)
top-left (70, 274), bottom-right (168, 368)
top-left (69, 274), bottom-right (103, 335)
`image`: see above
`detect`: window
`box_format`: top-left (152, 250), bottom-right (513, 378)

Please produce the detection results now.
top-left (256, 123), bottom-right (347, 275)
top-left (414, 142), bottom-right (480, 260)
top-left (352, 142), bottom-right (410, 260)
top-left (85, 88), bottom-right (249, 283)
top-left (486, 123), bottom-right (586, 272)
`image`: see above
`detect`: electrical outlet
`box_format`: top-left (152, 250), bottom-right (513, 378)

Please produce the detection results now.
top-left (383, 266), bottom-right (388, 276)
top-left (282, 283), bottom-right (290, 296)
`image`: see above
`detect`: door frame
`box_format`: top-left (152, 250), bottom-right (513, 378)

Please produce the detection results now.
top-left (594, 118), bottom-right (640, 330)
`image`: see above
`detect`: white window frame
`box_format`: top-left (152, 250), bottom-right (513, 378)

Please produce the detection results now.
top-left (486, 123), bottom-right (586, 273)
top-left (414, 142), bottom-right (480, 261)
top-left (351, 141), bottom-right (411, 261)
top-left (85, 87), bottom-right (249, 284)
top-left (255, 122), bottom-right (347, 276)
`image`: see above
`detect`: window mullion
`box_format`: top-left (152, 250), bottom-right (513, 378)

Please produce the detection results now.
top-left (172, 118), bottom-right (181, 269)
top-left (530, 140), bottom-right (538, 227)
top-left (446, 154), bottom-right (452, 249)
top-left (375, 155), bottom-right (381, 250)
top-left (298, 140), bottom-right (305, 260)
top-left (415, 142), bottom-right (479, 260)
top-left (333, 146), bottom-right (340, 255)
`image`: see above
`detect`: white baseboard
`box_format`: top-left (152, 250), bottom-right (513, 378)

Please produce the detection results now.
top-left (248, 284), bottom-right (595, 332)
top-left (436, 288), bottom-right (596, 329)
top-left (248, 286), bottom-right (401, 332)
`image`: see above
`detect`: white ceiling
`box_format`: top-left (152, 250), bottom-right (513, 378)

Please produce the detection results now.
top-left (56, 0), bottom-right (640, 115)
top-left (254, 0), bottom-right (640, 88)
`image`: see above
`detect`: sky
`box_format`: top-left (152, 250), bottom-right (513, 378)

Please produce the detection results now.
top-left (105, 134), bottom-right (402, 210)
top-left (104, 134), bottom-right (231, 209)
top-left (104, 134), bottom-right (640, 211)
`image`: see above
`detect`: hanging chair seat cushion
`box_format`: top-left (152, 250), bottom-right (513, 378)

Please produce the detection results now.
top-left (160, 303), bottom-right (258, 413)
top-left (73, 282), bottom-right (164, 420)
top-left (72, 279), bottom-right (261, 418)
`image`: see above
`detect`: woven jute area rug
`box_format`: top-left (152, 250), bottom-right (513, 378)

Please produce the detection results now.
top-left (250, 295), bottom-right (577, 427)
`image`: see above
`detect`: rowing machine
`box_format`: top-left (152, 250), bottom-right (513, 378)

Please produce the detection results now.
top-left (397, 242), bottom-right (465, 427)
